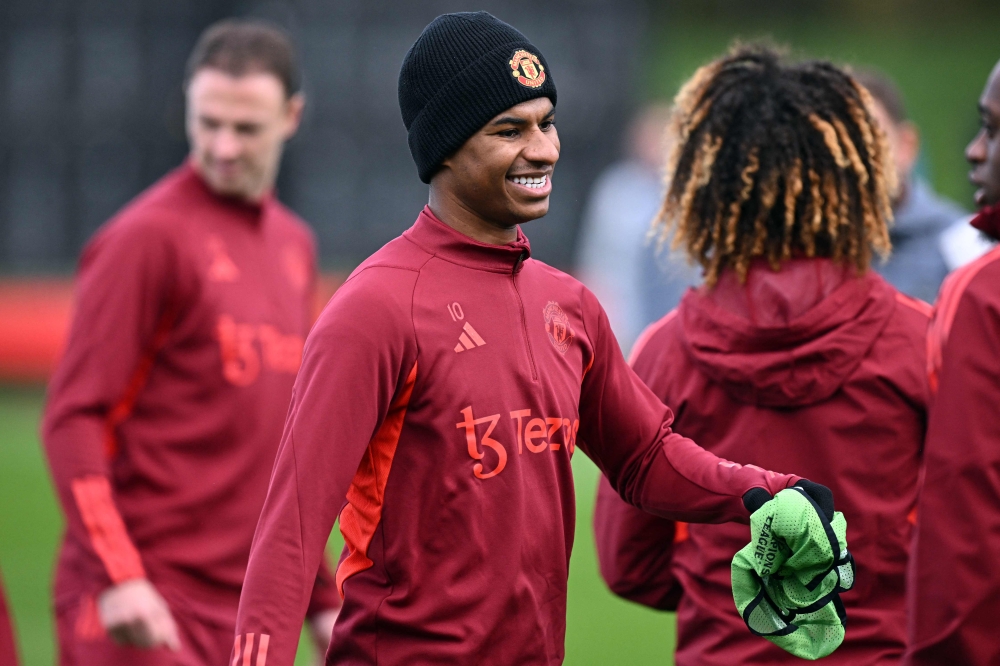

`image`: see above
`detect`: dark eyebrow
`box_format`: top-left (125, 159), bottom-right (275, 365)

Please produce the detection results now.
top-left (490, 109), bottom-right (556, 128)
top-left (491, 116), bottom-right (527, 127)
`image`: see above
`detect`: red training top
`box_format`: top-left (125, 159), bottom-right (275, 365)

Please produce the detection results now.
top-left (906, 214), bottom-right (1000, 665)
top-left (594, 260), bottom-right (929, 665)
top-left (0, 572), bottom-right (18, 666)
top-left (233, 207), bottom-right (799, 666)
top-left (41, 163), bottom-right (340, 630)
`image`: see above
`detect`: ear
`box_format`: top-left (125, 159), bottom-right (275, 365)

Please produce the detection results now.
top-left (283, 92), bottom-right (306, 139)
top-left (897, 121), bottom-right (920, 176)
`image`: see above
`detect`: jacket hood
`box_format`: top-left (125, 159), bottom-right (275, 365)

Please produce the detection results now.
top-left (680, 259), bottom-right (896, 407)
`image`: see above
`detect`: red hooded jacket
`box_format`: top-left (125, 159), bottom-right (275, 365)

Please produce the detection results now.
top-left (906, 210), bottom-right (1000, 665)
top-left (595, 260), bottom-right (929, 665)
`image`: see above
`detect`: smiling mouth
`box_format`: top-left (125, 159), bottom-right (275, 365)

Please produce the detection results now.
top-left (509, 175), bottom-right (548, 190)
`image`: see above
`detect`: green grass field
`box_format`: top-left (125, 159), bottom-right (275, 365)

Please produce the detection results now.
top-left (0, 385), bottom-right (676, 665)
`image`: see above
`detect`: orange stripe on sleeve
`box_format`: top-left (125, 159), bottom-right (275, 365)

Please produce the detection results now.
top-left (73, 594), bottom-right (106, 640)
top-left (336, 361), bottom-right (419, 596)
top-left (242, 633), bottom-right (254, 666)
top-left (70, 476), bottom-right (146, 583)
top-left (256, 634), bottom-right (270, 666)
top-left (231, 636), bottom-right (242, 666)
top-left (104, 305), bottom-right (178, 459)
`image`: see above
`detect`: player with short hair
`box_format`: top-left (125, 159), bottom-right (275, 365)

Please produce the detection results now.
top-left (593, 45), bottom-right (929, 665)
top-left (233, 16), bottom-right (844, 666)
top-left (906, 58), bottom-right (1000, 665)
top-left (41, 19), bottom-right (339, 666)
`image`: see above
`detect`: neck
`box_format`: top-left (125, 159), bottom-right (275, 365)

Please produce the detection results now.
top-left (189, 158), bottom-right (272, 206)
top-left (892, 178), bottom-right (912, 211)
top-left (428, 186), bottom-right (518, 246)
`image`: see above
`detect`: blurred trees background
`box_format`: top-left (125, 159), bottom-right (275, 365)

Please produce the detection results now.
top-left (0, 0), bottom-right (996, 272)
top-left (0, 0), bottom-right (644, 273)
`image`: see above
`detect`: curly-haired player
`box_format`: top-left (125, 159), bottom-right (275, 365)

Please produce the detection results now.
top-left (654, 43), bottom-right (895, 285)
top-left (596, 45), bottom-right (930, 664)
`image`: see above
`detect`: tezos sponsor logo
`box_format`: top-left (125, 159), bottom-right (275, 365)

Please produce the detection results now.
top-left (457, 405), bottom-right (579, 480)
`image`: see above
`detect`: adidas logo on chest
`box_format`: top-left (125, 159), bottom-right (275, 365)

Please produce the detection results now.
top-left (454, 322), bottom-right (486, 353)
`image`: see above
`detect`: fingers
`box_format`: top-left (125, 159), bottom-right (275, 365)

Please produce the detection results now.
top-left (140, 594), bottom-right (181, 651)
top-left (97, 579), bottom-right (181, 651)
top-left (105, 612), bottom-right (179, 650)
top-left (155, 604), bottom-right (182, 652)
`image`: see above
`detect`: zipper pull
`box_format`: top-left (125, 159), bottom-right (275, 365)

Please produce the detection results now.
top-left (513, 249), bottom-right (527, 274)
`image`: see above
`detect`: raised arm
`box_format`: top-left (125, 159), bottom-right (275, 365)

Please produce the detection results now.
top-left (233, 267), bottom-right (419, 666)
top-left (576, 290), bottom-right (797, 524)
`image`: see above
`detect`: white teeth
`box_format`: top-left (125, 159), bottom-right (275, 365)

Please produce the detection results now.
top-left (512, 175), bottom-right (547, 189)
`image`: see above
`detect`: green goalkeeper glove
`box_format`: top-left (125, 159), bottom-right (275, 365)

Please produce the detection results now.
top-left (731, 481), bottom-right (855, 661)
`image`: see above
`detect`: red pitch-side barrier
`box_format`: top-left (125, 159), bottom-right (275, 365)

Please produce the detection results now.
top-left (0, 275), bottom-right (347, 384)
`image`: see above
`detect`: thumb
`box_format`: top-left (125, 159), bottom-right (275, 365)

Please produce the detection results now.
top-left (161, 612), bottom-right (181, 652)
top-left (793, 479), bottom-right (835, 521)
top-left (148, 603), bottom-right (181, 652)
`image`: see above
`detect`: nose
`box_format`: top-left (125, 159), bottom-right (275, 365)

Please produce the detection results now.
top-left (522, 125), bottom-right (560, 166)
top-left (967, 128), bottom-right (987, 165)
top-left (211, 127), bottom-right (243, 161)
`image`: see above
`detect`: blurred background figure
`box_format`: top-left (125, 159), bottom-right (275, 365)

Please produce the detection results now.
top-left (907, 56), bottom-right (1000, 666)
top-left (855, 68), bottom-right (968, 303)
top-left (575, 103), bottom-right (701, 351)
top-left (938, 210), bottom-right (996, 270)
top-left (0, 573), bottom-right (18, 665)
top-left (39, 20), bottom-right (339, 666)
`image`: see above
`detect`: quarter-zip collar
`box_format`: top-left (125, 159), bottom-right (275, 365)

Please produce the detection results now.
top-left (405, 205), bottom-right (532, 273)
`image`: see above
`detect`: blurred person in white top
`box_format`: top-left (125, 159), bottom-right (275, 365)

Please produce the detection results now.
top-left (576, 104), bottom-right (701, 352)
top-left (854, 68), bottom-right (970, 303)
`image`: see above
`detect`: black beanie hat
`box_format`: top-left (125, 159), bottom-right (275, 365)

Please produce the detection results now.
top-left (399, 12), bottom-right (557, 183)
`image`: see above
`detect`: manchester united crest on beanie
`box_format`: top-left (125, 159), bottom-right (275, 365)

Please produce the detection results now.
top-left (398, 12), bottom-right (558, 183)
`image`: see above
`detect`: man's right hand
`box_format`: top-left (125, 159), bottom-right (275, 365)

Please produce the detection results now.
top-left (97, 579), bottom-right (181, 651)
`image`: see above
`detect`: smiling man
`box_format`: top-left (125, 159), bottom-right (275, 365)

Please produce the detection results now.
top-left (234, 13), bottom-right (839, 666)
top-left (41, 19), bottom-right (339, 666)
top-left (907, 59), bottom-right (1000, 665)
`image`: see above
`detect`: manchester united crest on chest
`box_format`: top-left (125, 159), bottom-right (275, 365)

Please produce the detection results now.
top-left (543, 301), bottom-right (574, 354)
